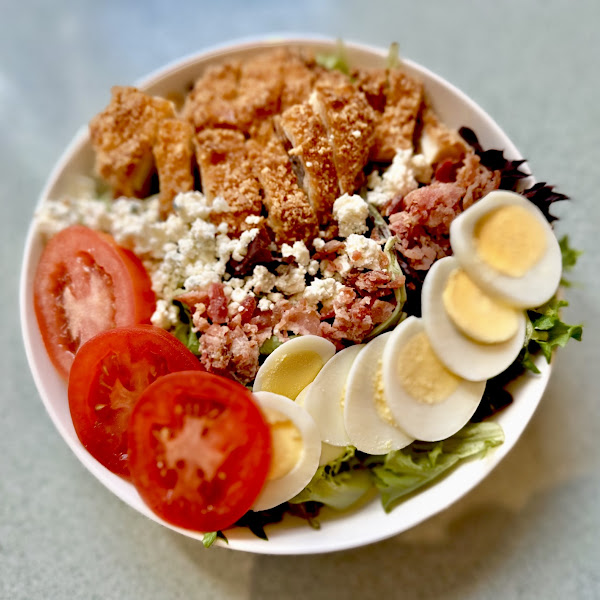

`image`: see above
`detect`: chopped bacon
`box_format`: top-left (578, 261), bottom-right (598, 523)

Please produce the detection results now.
top-left (320, 288), bottom-right (374, 344)
top-left (275, 299), bottom-right (321, 336)
top-left (207, 283), bottom-right (228, 323)
top-left (371, 299), bottom-right (396, 324)
top-left (390, 182), bottom-right (464, 270)
top-left (312, 239), bottom-right (345, 260)
top-left (229, 326), bottom-right (260, 382)
top-left (175, 289), bottom-right (209, 310)
top-left (455, 153), bottom-right (501, 209)
top-left (345, 269), bottom-right (404, 297)
top-left (238, 295), bottom-right (257, 324)
top-left (199, 324), bottom-right (231, 372)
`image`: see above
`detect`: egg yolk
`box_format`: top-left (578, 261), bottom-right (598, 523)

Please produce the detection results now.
top-left (474, 205), bottom-right (546, 277)
top-left (397, 332), bottom-right (460, 404)
top-left (443, 268), bottom-right (520, 343)
top-left (374, 360), bottom-right (395, 425)
top-left (262, 407), bottom-right (303, 481)
top-left (260, 350), bottom-right (324, 400)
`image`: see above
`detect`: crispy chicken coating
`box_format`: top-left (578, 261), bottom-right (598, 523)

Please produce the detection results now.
top-left (370, 69), bottom-right (424, 162)
top-left (195, 128), bottom-right (262, 233)
top-left (310, 81), bottom-right (376, 194)
top-left (418, 100), bottom-right (469, 165)
top-left (247, 121), bottom-right (318, 244)
top-left (153, 119), bottom-right (195, 219)
top-left (276, 102), bottom-right (339, 223)
top-left (89, 86), bottom-right (175, 198)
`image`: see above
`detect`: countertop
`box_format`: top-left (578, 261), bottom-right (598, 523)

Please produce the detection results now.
top-left (1, 1), bottom-right (598, 598)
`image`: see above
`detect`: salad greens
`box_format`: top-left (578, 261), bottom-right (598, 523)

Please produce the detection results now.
top-left (366, 422), bottom-right (505, 512)
top-left (172, 301), bottom-right (200, 355)
top-left (290, 447), bottom-right (372, 510)
top-left (315, 39), bottom-right (350, 76)
top-left (521, 234), bottom-right (583, 373)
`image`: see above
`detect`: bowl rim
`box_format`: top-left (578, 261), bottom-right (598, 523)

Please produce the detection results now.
top-left (20, 34), bottom-right (549, 555)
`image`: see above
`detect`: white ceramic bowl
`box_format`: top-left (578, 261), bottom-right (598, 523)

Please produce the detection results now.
top-left (20, 36), bottom-right (550, 555)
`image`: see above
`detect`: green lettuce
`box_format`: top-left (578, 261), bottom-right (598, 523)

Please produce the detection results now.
top-left (365, 237), bottom-right (407, 341)
top-left (202, 530), bottom-right (228, 548)
top-left (290, 447), bottom-right (372, 511)
top-left (559, 234), bottom-right (582, 287)
top-left (172, 301), bottom-right (200, 355)
top-left (315, 39), bottom-right (350, 76)
top-left (367, 422), bottom-right (505, 512)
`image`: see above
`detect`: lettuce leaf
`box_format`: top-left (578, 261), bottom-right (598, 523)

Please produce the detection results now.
top-left (367, 422), bottom-right (505, 512)
top-left (559, 235), bottom-right (582, 287)
top-left (290, 447), bottom-right (372, 510)
top-left (365, 238), bottom-right (407, 341)
top-left (202, 530), bottom-right (228, 548)
top-left (172, 301), bottom-right (200, 355)
top-left (315, 39), bottom-right (350, 76)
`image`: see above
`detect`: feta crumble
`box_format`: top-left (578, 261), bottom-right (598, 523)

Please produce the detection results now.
top-left (344, 234), bottom-right (386, 271)
top-left (366, 149), bottom-right (433, 207)
top-left (281, 240), bottom-right (310, 266)
top-left (303, 278), bottom-right (343, 305)
top-left (332, 193), bottom-right (369, 238)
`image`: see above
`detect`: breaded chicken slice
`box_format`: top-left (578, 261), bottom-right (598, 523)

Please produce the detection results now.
top-left (353, 67), bottom-right (388, 112)
top-left (195, 128), bottom-right (262, 233)
top-left (418, 101), bottom-right (469, 166)
top-left (182, 62), bottom-right (240, 132)
top-left (276, 102), bottom-right (339, 223)
top-left (89, 86), bottom-right (175, 197)
top-left (279, 50), bottom-right (318, 111)
top-left (247, 121), bottom-right (318, 244)
top-left (369, 69), bottom-right (423, 162)
top-left (153, 119), bottom-right (195, 218)
top-left (310, 81), bottom-right (376, 194)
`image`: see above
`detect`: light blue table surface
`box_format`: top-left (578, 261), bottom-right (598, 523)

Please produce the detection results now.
top-left (2, 1), bottom-right (598, 598)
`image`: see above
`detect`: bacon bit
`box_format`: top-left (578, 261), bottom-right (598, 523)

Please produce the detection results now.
top-left (346, 269), bottom-right (404, 297)
top-left (371, 299), bottom-right (396, 324)
top-left (174, 290), bottom-right (209, 310)
top-left (455, 153), bottom-right (501, 209)
top-left (275, 299), bottom-right (321, 336)
top-left (238, 296), bottom-right (257, 324)
top-left (434, 159), bottom-right (462, 183)
top-left (390, 182), bottom-right (464, 270)
top-left (229, 326), bottom-right (260, 382)
top-left (312, 239), bottom-right (345, 260)
top-left (199, 324), bottom-right (231, 372)
top-left (207, 283), bottom-right (228, 323)
top-left (322, 290), bottom-right (375, 344)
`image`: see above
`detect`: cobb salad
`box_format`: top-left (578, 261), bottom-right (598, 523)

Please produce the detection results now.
top-left (31, 42), bottom-right (582, 546)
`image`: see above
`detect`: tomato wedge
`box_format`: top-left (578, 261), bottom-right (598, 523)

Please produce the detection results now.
top-left (128, 371), bottom-right (272, 532)
top-left (68, 325), bottom-right (203, 477)
top-left (34, 225), bottom-right (156, 379)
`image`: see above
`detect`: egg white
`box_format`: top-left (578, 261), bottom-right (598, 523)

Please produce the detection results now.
top-left (251, 391), bottom-right (321, 511)
top-left (295, 384), bottom-right (346, 466)
top-left (383, 317), bottom-right (486, 442)
top-left (422, 256), bottom-right (526, 381)
top-left (303, 344), bottom-right (364, 446)
top-left (450, 190), bottom-right (562, 308)
top-left (344, 332), bottom-right (414, 454)
top-left (253, 335), bottom-right (337, 398)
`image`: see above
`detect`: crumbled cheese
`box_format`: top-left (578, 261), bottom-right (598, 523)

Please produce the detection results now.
top-left (351, 129), bottom-right (362, 138)
top-left (151, 299), bottom-right (180, 329)
top-left (312, 238), bottom-right (326, 251)
top-left (230, 228), bottom-right (260, 262)
top-left (367, 149), bottom-right (432, 207)
top-left (344, 234), bottom-right (386, 271)
top-left (303, 278), bottom-right (343, 305)
top-left (244, 214), bottom-right (262, 225)
top-left (258, 297), bottom-right (275, 312)
top-left (275, 265), bottom-right (307, 295)
top-left (244, 265), bottom-right (276, 294)
top-left (267, 292), bottom-right (284, 303)
top-left (281, 241), bottom-right (310, 266)
top-left (307, 260), bottom-right (320, 276)
top-left (332, 193), bottom-right (369, 238)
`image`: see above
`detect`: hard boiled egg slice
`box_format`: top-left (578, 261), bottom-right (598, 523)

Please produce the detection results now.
top-left (303, 344), bottom-right (364, 446)
top-left (422, 256), bottom-right (526, 381)
top-left (344, 332), bottom-right (414, 454)
top-left (252, 391), bottom-right (321, 511)
top-left (296, 384), bottom-right (346, 466)
top-left (253, 335), bottom-right (336, 400)
top-left (383, 317), bottom-right (486, 442)
top-left (450, 190), bottom-right (561, 308)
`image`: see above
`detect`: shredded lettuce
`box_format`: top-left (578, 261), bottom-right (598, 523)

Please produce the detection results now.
top-left (202, 530), bottom-right (228, 548)
top-left (290, 447), bottom-right (372, 511)
top-left (365, 238), bottom-right (407, 341)
top-left (315, 39), bottom-right (350, 76)
top-left (559, 235), bottom-right (582, 287)
top-left (386, 42), bottom-right (400, 69)
top-left (259, 335), bottom-right (283, 356)
top-left (520, 237), bottom-right (583, 372)
top-left (367, 422), bottom-right (505, 512)
top-left (172, 301), bottom-right (200, 355)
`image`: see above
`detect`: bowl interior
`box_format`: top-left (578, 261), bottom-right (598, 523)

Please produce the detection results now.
top-left (20, 37), bottom-right (549, 555)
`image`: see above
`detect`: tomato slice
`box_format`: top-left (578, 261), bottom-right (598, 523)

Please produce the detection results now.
top-left (34, 225), bottom-right (156, 379)
top-left (128, 371), bottom-right (272, 532)
top-left (68, 325), bottom-right (203, 477)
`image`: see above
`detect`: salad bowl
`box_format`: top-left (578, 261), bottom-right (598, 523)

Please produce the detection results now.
top-left (20, 36), bottom-right (551, 554)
